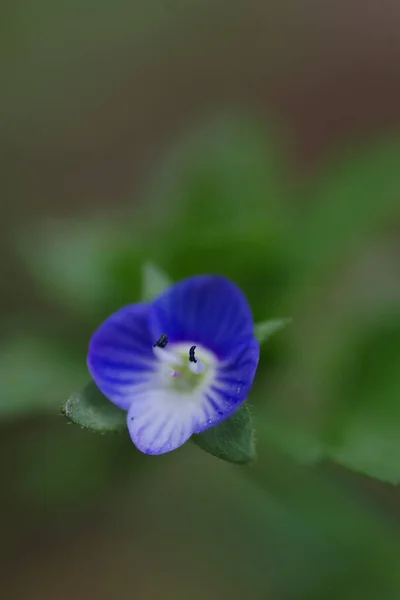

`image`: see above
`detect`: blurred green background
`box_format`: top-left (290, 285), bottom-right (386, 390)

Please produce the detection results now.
top-left (1, 1), bottom-right (400, 598)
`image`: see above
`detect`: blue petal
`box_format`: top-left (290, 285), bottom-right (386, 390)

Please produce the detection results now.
top-left (149, 275), bottom-right (255, 358)
top-left (87, 303), bottom-right (157, 410)
top-left (193, 337), bottom-right (260, 433)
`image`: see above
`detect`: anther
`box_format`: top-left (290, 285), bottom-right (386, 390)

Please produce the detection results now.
top-left (189, 345), bottom-right (197, 363)
top-left (154, 333), bottom-right (168, 348)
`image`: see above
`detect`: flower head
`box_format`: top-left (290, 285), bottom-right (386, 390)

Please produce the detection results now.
top-left (87, 275), bottom-right (259, 455)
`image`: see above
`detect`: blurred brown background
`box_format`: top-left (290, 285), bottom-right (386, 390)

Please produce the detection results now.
top-left (3, 0), bottom-right (400, 220)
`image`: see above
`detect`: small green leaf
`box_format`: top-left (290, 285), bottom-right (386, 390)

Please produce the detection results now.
top-left (63, 380), bottom-right (126, 433)
top-left (141, 261), bottom-right (172, 302)
top-left (254, 318), bottom-right (292, 344)
top-left (191, 404), bottom-right (256, 464)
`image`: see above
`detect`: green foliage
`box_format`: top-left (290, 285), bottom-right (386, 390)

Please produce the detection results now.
top-left (191, 404), bottom-right (256, 464)
top-left (62, 380), bottom-right (126, 433)
top-left (254, 318), bottom-right (292, 344)
top-left (293, 137), bottom-right (400, 280)
top-left (288, 141), bottom-right (400, 483)
top-left (9, 117), bottom-right (400, 483)
top-left (61, 260), bottom-right (287, 464)
top-left (258, 415), bottom-right (325, 465)
top-left (0, 336), bottom-right (86, 419)
top-left (18, 219), bottom-right (147, 317)
top-left (323, 316), bottom-right (400, 484)
top-left (141, 261), bottom-right (173, 302)
top-left (141, 118), bottom-right (293, 320)
top-left (3, 6), bottom-right (400, 596)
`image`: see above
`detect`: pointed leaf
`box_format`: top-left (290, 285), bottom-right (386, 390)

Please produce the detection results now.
top-left (141, 261), bottom-right (172, 302)
top-left (62, 380), bottom-right (126, 433)
top-left (191, 404), bottom-right (256, 464)
top-left (254, 318), bottom-right (292, 344)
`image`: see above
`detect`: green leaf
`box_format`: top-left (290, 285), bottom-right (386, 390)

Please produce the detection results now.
top-left (141, 261), bottom-right (172, 302)
top-left (62, 380), bottom-right (126, 433)
top-left (0, 336), bottom-right (86, 419)
top-left (254, 318), bottom-right (292, 344)
top-left (17, 219), bottom-right (122, 315)
top-left (323, 316), bottom-right (400, 484)
top-left (191, 404), bottom-right (256, 464)
top-left (294, 137), bottom-right (400, 280)
top-left (146, 116), bottom-right (291, 233)
top-left (143, 117), bottom-right (293, 319)
top-left (17, 219), bottom-right (152, 317)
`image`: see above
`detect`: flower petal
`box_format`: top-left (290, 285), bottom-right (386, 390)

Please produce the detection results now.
top-left (149, 275), bottom-right (255, 358)
top-left (127, 389), bottom-right (205, 454)
top-left (126, 338), bottom-right (259, 454)
top-left (87, 303), bottom-right (157, 410)
top-left (195, 337), bottom-right (260, 432)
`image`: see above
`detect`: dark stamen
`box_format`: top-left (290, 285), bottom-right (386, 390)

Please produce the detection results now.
top-left (189, 345), bottom-right (197, 363)
top-left (154, 333), bottom-right (168, 348)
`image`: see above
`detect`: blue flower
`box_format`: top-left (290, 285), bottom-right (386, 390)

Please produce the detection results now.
top-left (87, 275), bottom-right (260, 455)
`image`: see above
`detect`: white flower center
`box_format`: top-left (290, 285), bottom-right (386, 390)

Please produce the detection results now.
top-left (153, 342), bottom-right (217, 394)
